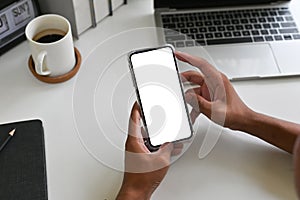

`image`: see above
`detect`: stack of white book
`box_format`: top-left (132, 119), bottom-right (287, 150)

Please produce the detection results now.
top-left (38, 0), bottom-right (126, 38)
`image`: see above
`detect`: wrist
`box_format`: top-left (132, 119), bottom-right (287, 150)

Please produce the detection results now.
top-left (116, 183), bottom-right (151, 200)
top-left (232, 108), bottom-right (258, 132)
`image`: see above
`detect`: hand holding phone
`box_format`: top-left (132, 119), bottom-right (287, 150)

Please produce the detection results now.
top-left (128, 45), bottom-right (193, 151)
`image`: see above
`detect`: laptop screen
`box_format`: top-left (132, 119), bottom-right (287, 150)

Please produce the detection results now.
top-left (154, 0), bottom-right (289, 9)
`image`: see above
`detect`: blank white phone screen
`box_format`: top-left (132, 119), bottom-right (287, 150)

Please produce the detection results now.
top-left (130, 47), bottom-right (192, 146)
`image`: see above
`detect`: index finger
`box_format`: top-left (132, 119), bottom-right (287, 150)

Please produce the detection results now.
top-left (181, 70), bottom-right (205, 86)
top-left (175, 51), bottom-right (219, 78)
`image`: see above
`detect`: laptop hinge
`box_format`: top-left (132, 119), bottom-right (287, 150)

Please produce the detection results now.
top-left (270, 1), bottom-right (289, 5)
top-left (155, 0), bottom-right (290, 12)
top-left (155, 8), bottom-right (177, 12)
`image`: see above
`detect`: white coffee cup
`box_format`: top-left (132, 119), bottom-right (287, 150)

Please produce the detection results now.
top-left (25, 14), bottom-right (76, 77)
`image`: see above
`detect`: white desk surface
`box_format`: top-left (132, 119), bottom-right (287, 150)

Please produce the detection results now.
top-left (1, 0), bottom-right (300, 199)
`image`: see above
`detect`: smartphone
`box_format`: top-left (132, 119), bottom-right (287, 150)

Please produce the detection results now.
top-left (128, 45), bottom-right (193, 151)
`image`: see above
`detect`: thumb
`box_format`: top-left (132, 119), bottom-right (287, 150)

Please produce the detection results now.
top-left (128, 102), bottom-right (142, 139)
top-left (197, 95), bottom-right (212, 118)
top-left (186, 92), bottom-right (212, 118)
top-left (156, 142), bottom-right (174, 160)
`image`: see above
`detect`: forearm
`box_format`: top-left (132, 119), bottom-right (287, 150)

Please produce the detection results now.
top-left (294, 136), bottom-right (300, 198)
top-left (238, 110), bottom-right (300, 153)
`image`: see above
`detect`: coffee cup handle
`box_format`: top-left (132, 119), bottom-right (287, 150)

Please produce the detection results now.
top-left (36, 50), bottom-right (51, 76)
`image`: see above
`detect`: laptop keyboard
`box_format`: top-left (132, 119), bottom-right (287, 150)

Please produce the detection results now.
top-left (161, 7), bottom-right (300, 47)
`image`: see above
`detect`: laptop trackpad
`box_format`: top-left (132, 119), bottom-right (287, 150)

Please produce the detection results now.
top-left (204, 44), bottom-right (280, 80)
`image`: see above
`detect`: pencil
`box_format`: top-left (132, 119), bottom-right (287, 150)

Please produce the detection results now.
top-left (0, 129), bottom-right (16, 152)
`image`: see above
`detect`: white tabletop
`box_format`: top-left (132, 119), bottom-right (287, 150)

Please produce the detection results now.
top-left (0, 0), bottom-right (299, 199)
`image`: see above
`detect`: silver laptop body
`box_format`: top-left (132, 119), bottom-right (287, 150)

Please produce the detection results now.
top-left (154, 0), bottom-right (300, 80)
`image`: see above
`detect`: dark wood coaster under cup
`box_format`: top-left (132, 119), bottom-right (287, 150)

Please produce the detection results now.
top-left (28, 47), bottom-right (81, 84)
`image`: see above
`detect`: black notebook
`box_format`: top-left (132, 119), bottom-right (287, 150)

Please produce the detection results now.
top-left (0, 119), bottom-right (48, 200)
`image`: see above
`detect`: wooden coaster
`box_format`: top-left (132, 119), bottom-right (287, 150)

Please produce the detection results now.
top-left (28, 47), bottom-right (82, 84)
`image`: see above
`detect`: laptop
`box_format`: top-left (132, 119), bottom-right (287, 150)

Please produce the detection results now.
top-left (154, 0), bottom-right (300, 80)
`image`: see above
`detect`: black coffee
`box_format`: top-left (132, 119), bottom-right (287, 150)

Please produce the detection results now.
top-left (36, 34), bottom-right (64, 43)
